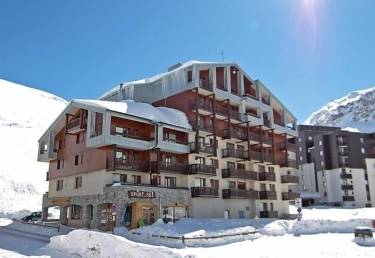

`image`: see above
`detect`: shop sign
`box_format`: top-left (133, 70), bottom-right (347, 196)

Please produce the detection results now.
top-left (128, 190), bottom-right (155, 199)
top-left (51, 197), bottom-right (69, 207)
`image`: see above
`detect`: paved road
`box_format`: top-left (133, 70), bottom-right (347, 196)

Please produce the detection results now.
top-left (0, 225), bottom-right (75, 257)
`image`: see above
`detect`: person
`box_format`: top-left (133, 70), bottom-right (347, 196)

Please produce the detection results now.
top-left (138, 218), bottom-right (144, 228)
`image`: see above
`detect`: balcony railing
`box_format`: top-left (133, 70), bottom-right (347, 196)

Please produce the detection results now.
top-left (281, 175), bottom-right (299, 184)
top-left (262, 135), bottom-right (273, 145)
top-left (222, 129), bottom-right (247, 141)
top-left (162, 137), bottom-right (188, 145)
top-left (66, 117), bottom-right (87, 132)
top-left (340, 173), bottom-right (352, 179)
top-left (259, 191), bottom-right (277, 200)
top-left (249, 131), bottom-right (261, 142)
top-left (249, 150), bottom-right (262, 161)
top-left (341, 184), bottom-right (354, 190)
top-left (222, 168), bottom-right (258, 180)
top-left (188, 164), bottom-right (216, 176)
top-left (107, 158), bottom-right (149, 172)
top-left (222, 148), bottom-right (248, 159)
top-left (191, 187), bottom-right (218, 197)
top-left (277, 159), bottom-right (298, 168)
top-left (110, 129), bottom-right (153, 141)
top-left (189, 142), bottom-right (215, 155)
top-left (150, 161), bottom-right (187, 174)
top-left (343, 196), bottom-right (355, 201)
top-left (258, 172), bottom-right (276, 182)
top-left (263, 154), bottom-right (274, 163)
top-left (189, 100), bottom-right (213, 113)
top-left (260, 210), bottom-right (278, 218)
top-left (190, 121), bottom-right (214, 133)
top-left (282, 192), bottom-right (300, 200)
top-left (199, 79), bottom-right (213, 91)
top-left (222, 189), bottom-right (259, 199)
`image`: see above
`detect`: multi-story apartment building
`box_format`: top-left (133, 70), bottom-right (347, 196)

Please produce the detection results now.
top-left (297, 125), bottom-right (375, 207)
top-left (38, 61), bottom-right (299, 230)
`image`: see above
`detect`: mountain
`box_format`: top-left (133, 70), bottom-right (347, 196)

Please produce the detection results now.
top-left (0, 79), bottom-right (67, 218)
top-left (305, 87), bottom-right (375, 133)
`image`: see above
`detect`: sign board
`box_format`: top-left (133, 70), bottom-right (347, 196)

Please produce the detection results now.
top-left (51, 198), bottom-right (69, 207)
top-left (128, 190), bottom-right (155, 199)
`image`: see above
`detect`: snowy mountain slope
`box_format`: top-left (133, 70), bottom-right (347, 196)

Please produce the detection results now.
top-left (305, 87), bottom-right (375, 133)
top-left (0, 79), bottom-right (67, 218)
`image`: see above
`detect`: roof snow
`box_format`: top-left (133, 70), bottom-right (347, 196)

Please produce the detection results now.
top-left (73, 99), bottom-right (191, 129)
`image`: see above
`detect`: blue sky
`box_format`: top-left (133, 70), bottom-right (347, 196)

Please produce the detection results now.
top-left (0, 0), bottom-right (374, 122)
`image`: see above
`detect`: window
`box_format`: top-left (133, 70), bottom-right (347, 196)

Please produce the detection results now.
top-left (239, 210), bottom-right (245, 218)
top-left (195, 156), bottom-right (205, 165)
top-left (151, 175), bottom-right (160, 186)
top-left (57, 159), bottom-right (64, 170)
top-left (195, 177), bottom-right (206, 187)
top-left (361, 148), bottom-right (365, 154)
top-left (88, 205), bottom-right (93, 220)
top-left (80, 154), bottom-right (84, 164)
top-left (258, 165), bottom-right (265, 172)
top-left (320, 151), bottom-right (324, 156)
top-left (56, 180), bottom-right (63, 191)
top-left (74, 155), bottom-right (79, 166)
top-left (210, 179), bottom-right (219, 189)
top-left (269, 184), bottom-right (276, 191)
top-left (319, 140), bottom-right (322, 146)
top-left (211, 159), bottom-right (218, 169)
top-left (321, 161), bottom-right (324, 167)
top-left (120, 174), bottom-right (127, 184)
top-left (187, 70), bottom-right (192, 83)
top-left (165, 177), bottom-right (176, 188)
top-left (308, 136), bottom-right (312, 141)
top-left (58, 139), bottom-right (63, 150)
top-left (268, 167), bottom-right (275, 173)
top-left (228, 181), bottom-right (236, 190)
top-left (260, 183), bottom-right (267, 191)
top-left (227, 161), bottom-right (236, 169)
top-left (116, 151), bottom-right (128, 160)
top-left (238, 182), bottom-right (246, 190)
top-left (360, 138), bottom-right (364, 143)
top-left (299, 147), bottom-right (302, 151)
top-left (75, 176), bottom-right (82, 188)
top-left (132, 175), bottom-right (141, 184)
top-left (76, 134), bottom-right (80, 144)
top-left (70, 205), bottom-right (82, 220)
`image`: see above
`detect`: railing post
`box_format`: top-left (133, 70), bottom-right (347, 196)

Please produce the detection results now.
top-left (182, 235), bottom-right (186, 248)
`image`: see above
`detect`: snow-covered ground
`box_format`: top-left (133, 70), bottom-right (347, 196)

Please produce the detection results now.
top-left (0, 79), bottom-right (67, 218)
top-left (1, 206), bottom-right (375, 258)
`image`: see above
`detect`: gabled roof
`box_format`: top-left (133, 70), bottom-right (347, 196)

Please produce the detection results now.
top-left (38, 99), bottom-right (191, 142)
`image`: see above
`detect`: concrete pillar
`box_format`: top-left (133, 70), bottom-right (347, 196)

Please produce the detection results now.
top-left (93, 205), bottom-right (101, 229)
top-left (82, 205), bottom-right (89, 228)
top-left (60, 206), bottom-right (68, 225)
top-left (42, 207), bottom-right (49, 221)
top-left (226, 66), bottom-right (231, 93)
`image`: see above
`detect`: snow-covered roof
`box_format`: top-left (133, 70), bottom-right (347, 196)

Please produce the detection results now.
top-left (72, 99), bottom-right (191, 129)
top-left (99, 60), bottom-right (235, 99)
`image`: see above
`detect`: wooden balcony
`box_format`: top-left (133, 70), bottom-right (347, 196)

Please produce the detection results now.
top-left (150, 161), bottom-right (187, 174)
top-left (282, 192), bottom-right (300, 200)
top-left (66, 117), bottom-right (87, 134)
top-left (188, 164), bottom-right (216, 176)
top-left (190, 121), bottom-right (214, 133)
top-left (263, 154), bottom-right (274, 163)
top-left (248, 131), bottom-right (261, 142)
top-left (258, 172), bottom-right (276, 182)
top-left (222, 129), bottom-right (247, 141)
top-left (199, 78), bottom-right (213, 91)
top-left (222, 168), bottom-right (258, 180)
top-left (259, 190), bottom-right (277, 200)
top-left (222, 189), bottom-right (259, 199)
top-left (189, 142), bottom-right (215, 155)
top-left (191, 187), bottom-right (218, 198)
top-left (260, 210), bottom-right (278, 218)
top-left (222, 148), bottom-right (248, 159)
top-left (107, 158), bottom-right (149, 172)
top-left (281, 175), bottom-right (299, 184)
top-left (189, 99), bottom-right (213, 113)
top-left (110, 129), bottom-right (153, 141)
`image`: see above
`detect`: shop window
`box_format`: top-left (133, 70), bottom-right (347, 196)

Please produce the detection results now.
top-left (132, 175), bottom-right (141, 184)
top-left (56, 179), bottom-right (63, 191)
top-left (71, 205), bottom-right (82, 220)
top-left (120, 174), bottom-right (127, 184)
top-left (75, 176), bottom-right (82, 189)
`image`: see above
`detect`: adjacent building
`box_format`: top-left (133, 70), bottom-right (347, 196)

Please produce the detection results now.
top-left (39, 61), bottom-right (300, 230)
top-left (297, 125), bottom-right (375, 207)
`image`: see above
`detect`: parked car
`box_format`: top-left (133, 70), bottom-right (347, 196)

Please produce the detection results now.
top-left (21, 211), bottom-right (42, 222)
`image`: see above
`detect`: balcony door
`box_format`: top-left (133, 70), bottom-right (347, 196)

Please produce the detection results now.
top-left (195, 178), bottom-right (206, 187)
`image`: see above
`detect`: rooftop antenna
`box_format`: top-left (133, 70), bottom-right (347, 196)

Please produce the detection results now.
top-left (220, 51), bottom-right (225, 61)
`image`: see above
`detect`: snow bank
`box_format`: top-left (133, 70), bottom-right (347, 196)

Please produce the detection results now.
top-left (353, 237), bottom-right (375, 247)
top-left (49, 229), bottom-right (182, 258)
top-left (260, 219), bottom-right (373, 236)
